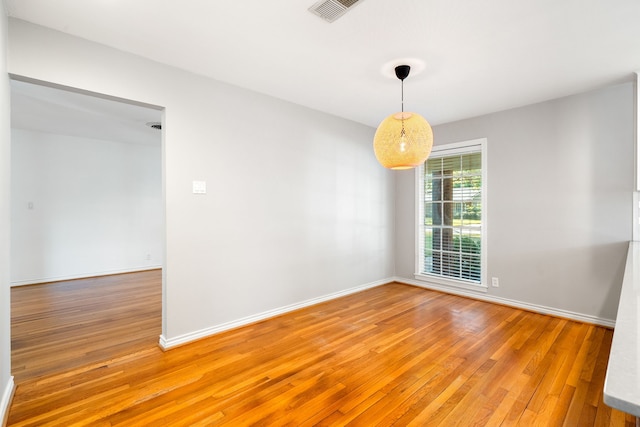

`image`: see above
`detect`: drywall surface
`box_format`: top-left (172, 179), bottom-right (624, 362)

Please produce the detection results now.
top-left (396, 82), bottom-right (633, 322)
top-left (7, 19), bottom-right (395, 340)
top-left (10, 129), bottom-right (162, 284)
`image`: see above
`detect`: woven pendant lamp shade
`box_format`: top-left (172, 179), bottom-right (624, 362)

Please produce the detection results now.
top-left (373, 111), bottom-right (433, 170)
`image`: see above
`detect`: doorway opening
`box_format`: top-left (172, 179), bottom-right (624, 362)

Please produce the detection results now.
top-left (9, 77), bottom-right (165, 383)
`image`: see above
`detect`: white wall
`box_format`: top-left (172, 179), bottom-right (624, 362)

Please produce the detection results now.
top-left (6, 19), bottom-right (395, 343)
top-left (10, 129), bottom-right (162, 285)
top-left (0, 1), bottom-right (13, 420)
top-left (396, 82), bottom-right (634, 323)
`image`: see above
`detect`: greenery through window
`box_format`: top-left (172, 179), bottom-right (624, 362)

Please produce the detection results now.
top-left (419, 143), bottom-right (484, 284)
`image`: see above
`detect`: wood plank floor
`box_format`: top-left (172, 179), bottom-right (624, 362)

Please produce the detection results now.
top-left (8, 275), bottom-right (635, 426)
top-left (11, 269), bottom-right (162, 383)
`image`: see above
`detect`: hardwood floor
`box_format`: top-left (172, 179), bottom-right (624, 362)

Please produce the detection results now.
top-left (11, 269), bottom-right (162, 383)
top-left (8, 277), bottom-right (635, 426)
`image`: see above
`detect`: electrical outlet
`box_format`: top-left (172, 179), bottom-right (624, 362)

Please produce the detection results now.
top-left (491, 277), bottom-right (500, 287)
top-left (146, 253), bottom-right (151, 261)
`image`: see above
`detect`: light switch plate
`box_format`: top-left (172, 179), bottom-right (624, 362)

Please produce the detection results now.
top-left (192, 180), bottom-right (206, 194)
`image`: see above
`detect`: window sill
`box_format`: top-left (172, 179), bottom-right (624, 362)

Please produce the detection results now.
top-left (413, 273), bottom-right (488, 293)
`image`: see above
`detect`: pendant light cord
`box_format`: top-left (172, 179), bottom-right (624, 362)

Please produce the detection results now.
top-left (401, 78), bottom-right (404, 114)
top-left (394, 64), bottom-right (411, 140)
top-left (401, 77), bottom-right (405, 136)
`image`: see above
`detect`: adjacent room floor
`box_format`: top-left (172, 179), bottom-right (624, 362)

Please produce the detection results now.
top-left (10, 269), bottom-right (162, 383)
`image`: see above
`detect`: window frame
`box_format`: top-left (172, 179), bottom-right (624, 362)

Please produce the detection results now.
top-left (414, 138), bottom-right (488, 292)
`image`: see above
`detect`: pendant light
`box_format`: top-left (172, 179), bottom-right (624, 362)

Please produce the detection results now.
top-left (373, 65), bottom-right (433, 170)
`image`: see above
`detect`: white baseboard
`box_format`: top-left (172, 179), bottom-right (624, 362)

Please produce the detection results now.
top-left (394, 276), bottom-right (616, 328)
top-left (1, 376), bottom-right (15, 426)
top-left (159, 277), bottom-right (391, 350)
top-left (160, 274), bottom-right (615, 350)
top-left (10, 265), bottom-right (162, 287)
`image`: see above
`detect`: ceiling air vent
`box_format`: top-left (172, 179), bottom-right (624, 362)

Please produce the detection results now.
top-left (308, 0), bottom-right (364, 23)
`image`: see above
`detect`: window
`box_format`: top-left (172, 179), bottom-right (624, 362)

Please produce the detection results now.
top-left (416, 138), bottom-right (487, 290)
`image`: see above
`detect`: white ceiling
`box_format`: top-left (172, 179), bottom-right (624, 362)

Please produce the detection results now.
top-left (11, 80), bottom-right (162, 145)
top-left (6, 0), bottom-right (640, 129)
